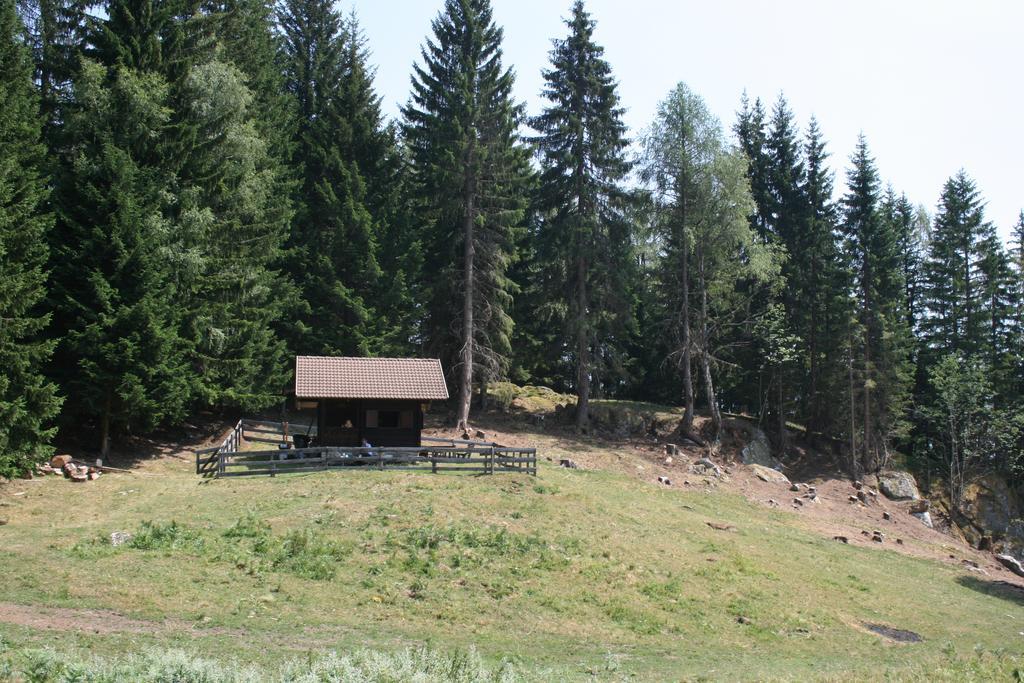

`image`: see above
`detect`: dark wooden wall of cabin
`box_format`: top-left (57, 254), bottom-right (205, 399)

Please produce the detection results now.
top-left (317, 399), bottom-right (424, 447)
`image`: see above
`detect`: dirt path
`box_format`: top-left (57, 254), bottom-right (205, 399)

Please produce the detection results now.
top-left (0, 601), bottom-right (231, 637)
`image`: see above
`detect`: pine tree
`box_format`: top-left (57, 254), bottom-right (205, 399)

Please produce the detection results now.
top-left (840, 136), bottom-right (913, 473)
top-left (403, 0), bottom-right (529, 431)
top-left (16, 0), bottom-right (87, 131)
top-left (763, 95), bottom-right (805, 441)
top-left (174, 58), bottom-right (294, 411)
top-left (920, 171), bottom-right (993, 361)
top-left (50, 59), bottom-right (190, 456)
top-left (0, 0), bottom-right (61, 476)
top-left (733, 92), bottom-right (772, 242)
top-left (796, 116), bottom-right (851, 434)
top-left (531, 0), bottom-right (634, 431)
top-left (1008, 212), bottom-right (1024, 395)
top-left (280, 0), bottom-right (383, 356)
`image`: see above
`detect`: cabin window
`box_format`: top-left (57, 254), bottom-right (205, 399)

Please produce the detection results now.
top-left (326, 401), bottom-right (358, 429)
top-left (366, 410), bottom-right (413, 429)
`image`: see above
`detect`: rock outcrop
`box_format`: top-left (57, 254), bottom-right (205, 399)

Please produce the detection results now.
top-left (741, 428), bottom-right (782, 470)
top-left (878, 471), bottom-right (921, 501)
top-left (750, 464), bottom-right (790, 485)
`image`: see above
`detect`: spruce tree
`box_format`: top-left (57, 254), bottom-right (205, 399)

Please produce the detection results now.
top-left (0, 0), bottom-right (61, 476)
top-left (174, 58), bottom-right (294, 411)
top-left (840, 136), bottom-right (913, 474)
top-left (531, 0), bottom-right (634, 431)
top-left (403, 0), bottom-right (529, 431)
top-left (50, 59), bottom-right (190, 456)
top-left (796, 116), bottom-right (851, 434)
top-left (280, 0), bottom-right (383, 356)
top-left (920, 171), bottom-right (993, 360)
top-left (763, 95), bottom-right (804, 440)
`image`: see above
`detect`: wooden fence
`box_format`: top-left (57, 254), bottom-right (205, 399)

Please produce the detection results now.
top-left (195, 419), bottom-right (536, 478)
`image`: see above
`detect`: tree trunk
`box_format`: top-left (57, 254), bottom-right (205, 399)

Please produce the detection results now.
top-left (100, 390), bottom-right (112, 459)
top-left (680, 228), bottom-right (695, 434)
top-left (848, 333), bottom-right (858, 480)
top-left (777, 368), bottom-right (787, 452)
top-left (575, 253), bottom-right (590, 433)
top-left (697, 252), bottom-right (721, 440)
top-left (455, 154), bottom-right (476, 433)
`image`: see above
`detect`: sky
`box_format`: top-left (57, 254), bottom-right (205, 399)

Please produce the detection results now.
top-left (347, 0), bottom-right (1023, 238)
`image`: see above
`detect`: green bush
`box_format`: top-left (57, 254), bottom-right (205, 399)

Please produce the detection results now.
top-left (128, 521), bottom-right (205, 552)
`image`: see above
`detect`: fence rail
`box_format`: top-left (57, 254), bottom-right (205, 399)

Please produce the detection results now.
top-left (195, 419), bottom-right (536, 478)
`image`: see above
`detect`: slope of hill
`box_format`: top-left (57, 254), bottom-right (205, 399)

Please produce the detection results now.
top-left (0, 405), bottom-right (1022, 681)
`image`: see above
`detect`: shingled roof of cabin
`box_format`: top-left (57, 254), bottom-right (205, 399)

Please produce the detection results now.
top-left (294, 356), bottom-right (449, 400)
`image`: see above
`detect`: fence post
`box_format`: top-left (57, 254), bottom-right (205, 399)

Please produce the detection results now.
top-left (217, 449), bottom-right (225, 477)
top-left (431, 451), bottom-right (437, 474)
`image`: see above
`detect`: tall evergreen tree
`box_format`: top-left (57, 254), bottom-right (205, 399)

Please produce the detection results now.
top-left (280, 0), bottom-right (384, 356)
top-left (403, 0), bottom-right (529, 431)
top-left (50, 58), bottom-right (191, 456)
top-left (0, 0), bottom-right (61, 476)
top-left (920, 171), bottom-right (993, 360)
top-left (1007, 211), bottom-right (1024, 395)
top-left (531, 0), bottom-right (634, 431)
top-left (794, 115), bottom-right (851, 434)
top-left (840, 136), bottom-right (913, 474)
top-left (173, 58), bottom-right (295, 410)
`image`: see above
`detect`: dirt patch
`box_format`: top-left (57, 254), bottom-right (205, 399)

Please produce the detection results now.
top-left (0, 602), bottom-right (230, 636)
top-left (862, 622), bottom-right (923, 643)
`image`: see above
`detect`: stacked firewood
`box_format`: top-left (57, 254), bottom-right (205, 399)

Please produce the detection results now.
top-left (37, 455), bottom-right (102, 482)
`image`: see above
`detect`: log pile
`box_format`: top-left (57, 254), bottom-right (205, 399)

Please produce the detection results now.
top-left (37, 455), bottom-right (103, 483)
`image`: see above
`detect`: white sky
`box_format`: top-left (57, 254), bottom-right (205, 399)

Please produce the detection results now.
top-left (347, 0), bottom-right (1023, 238)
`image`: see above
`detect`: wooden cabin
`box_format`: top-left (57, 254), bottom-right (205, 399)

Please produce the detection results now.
top-left (294, 356), bottom-right (449, 448)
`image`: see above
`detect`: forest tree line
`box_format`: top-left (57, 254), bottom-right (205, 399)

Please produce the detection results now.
top-left (2, 0), bottom-right (1023, 510)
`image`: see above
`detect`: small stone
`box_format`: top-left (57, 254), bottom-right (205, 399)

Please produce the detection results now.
top-left (559, 459), bottom-right (579, 469)
top-left (896, 539), bottom-right (903, 545)
top-left (790, 484), bottom-right (801, 492)
top-left (665, 444), bottom-right (679, 456)
top-left (737, 616), bottom-right (752, 625)
top-left (833, 535), bottom-right (849, 544)
top-left (663, 456), bottom-right (674, 466)
top-left (0, 519), bottom-right (7, 526)
top-left (792, 498), bottom-right (804, 507)
top-left (474, 430), bottom-right (487, 440)
top-left (89, 472), bottom-right (100, 481)
top-left (882, 512), bottom-right (892, 521)
top-left (857, 491), bottom-right (870, 505)
top-left (110, 531), bottom-right (133, 546)
top-left (853, 480), bottom-right (864, 490)
top-left (657, 476), bottom-right (672, 486)
top-left (848, 495), bottom-right (860, 503)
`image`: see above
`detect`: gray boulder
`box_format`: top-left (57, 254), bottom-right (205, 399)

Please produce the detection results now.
top-left (750, 464), bottom-right (790, 486)
top-left (878, 471), bottom-right (921, 501)
top-left (741, 428), bottom-right (781, 469)
top-left (911, 511), bottom-right (933, 529)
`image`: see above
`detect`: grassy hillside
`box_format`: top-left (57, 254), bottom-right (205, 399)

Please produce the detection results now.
top-left (1, 424), bottom-right (1022, 681)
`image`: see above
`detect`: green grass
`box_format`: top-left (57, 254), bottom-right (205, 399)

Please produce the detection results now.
top-left (1, 448), bottom-right (1022, 681)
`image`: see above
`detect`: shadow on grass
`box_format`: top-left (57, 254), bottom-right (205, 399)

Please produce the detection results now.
top-left (956, 574), bottom-right (1024, 606)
